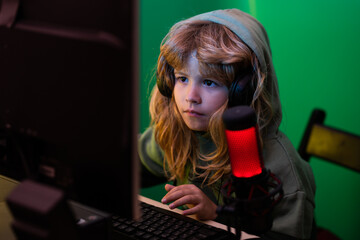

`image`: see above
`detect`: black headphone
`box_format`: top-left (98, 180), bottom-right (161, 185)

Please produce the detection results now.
top-left (228, 72), bottom-right (254, 107)
top-left (156, 71), bottom-right (254, 107)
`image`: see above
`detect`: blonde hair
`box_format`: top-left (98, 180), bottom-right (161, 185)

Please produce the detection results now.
top-left (150, 21), bottom-right (275, 186)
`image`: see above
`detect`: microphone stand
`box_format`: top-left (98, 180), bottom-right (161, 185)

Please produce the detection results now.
top-left (217, 169), bottom-right (283, 239)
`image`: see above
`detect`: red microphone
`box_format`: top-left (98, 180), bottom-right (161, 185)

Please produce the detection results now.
top-left (219, 106), bottom-right (283, 235)
top-left (223, 106), bottom-right (263, 178)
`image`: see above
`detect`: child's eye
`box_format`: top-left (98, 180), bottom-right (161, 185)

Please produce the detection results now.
top-left (203, 79), bottom-right (218, 87)
top-left (176, 76), bottom-right (188, 83)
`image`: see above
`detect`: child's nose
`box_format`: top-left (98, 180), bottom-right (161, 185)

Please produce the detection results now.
top-left (185, 84), bottom-right (201, 104)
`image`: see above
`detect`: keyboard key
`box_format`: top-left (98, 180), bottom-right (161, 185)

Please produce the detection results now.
top-left (198, 227), bottom-right (216, 236)
top-left (142, 233), bottom-right (153, 239)
top-left (124, 227), bottom-right (135, 234)
top-left (134, 230), bottom-right (145, 237)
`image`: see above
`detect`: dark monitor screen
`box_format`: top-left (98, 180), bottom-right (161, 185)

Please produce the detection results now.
top-left (0, 0), bottom-right (139, 219)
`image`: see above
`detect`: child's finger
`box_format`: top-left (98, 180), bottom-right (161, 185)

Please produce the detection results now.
top-left (162, 185), bottom-right (180, 203)
top-left (182, 205), bottom-right (200, 216)
top-left (161, 188), bottom-right (185, 204)
top-left (162, 184), bottom-right (198, 204)
top-left (168, 195), bottom-right (193, 209)
top-left (164, 184), bottom-right (175, 192)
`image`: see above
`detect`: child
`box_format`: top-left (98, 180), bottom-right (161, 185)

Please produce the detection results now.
top-left (139, 9), bottom-right (316, 240)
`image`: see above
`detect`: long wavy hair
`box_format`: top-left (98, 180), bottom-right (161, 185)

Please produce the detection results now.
top-left (150, 21), bottom-right (275, 186)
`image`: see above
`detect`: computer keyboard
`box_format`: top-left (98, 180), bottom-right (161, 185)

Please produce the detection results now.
top-left (111, 201), bottom-right (236, 240)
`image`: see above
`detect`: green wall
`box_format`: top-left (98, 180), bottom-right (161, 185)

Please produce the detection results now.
top-left (139, 1), bottom-right (360, 239)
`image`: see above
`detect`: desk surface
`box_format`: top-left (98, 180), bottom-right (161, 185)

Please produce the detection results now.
top-left (0, 175), bottom-right (17, 240)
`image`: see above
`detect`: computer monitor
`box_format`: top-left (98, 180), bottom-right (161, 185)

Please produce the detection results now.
top-left (0, 0), bottom-right (139, 219)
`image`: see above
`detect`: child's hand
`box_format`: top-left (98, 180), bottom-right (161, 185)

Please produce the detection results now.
top-left (161, 184), bottom-right (218, 220)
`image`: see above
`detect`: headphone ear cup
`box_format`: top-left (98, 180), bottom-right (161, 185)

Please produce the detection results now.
top-left (156, 74), bottom-right (173, 98)
top-left (228, 73), bottom-right (253, 107)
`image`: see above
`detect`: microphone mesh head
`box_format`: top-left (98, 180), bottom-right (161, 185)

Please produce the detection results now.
top-left (225, 126), bottom-right (263, 178)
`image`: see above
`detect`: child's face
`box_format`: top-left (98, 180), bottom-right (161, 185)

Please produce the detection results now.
top-left (173, 54), bottom-right (229, 131)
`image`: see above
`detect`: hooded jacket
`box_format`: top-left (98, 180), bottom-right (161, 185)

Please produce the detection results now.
top-left (139, 9), bottom-right (316, 240)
